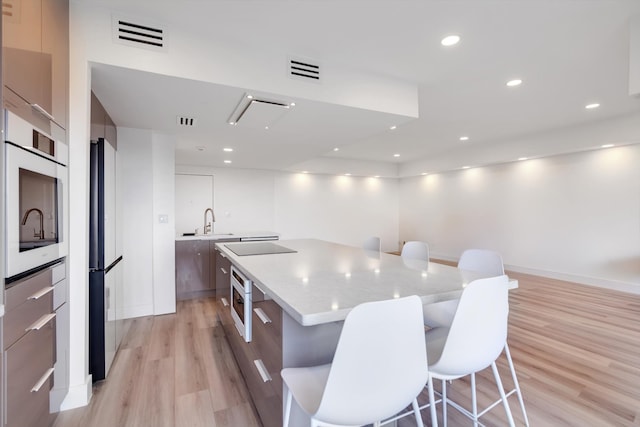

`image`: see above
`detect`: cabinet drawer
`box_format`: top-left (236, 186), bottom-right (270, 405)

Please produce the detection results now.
top-left (6, 316), bottom-right (56, 427)
top-left (5, 267), bottom-right (53, 313)
top-left (4, 292), bottom-right (54, 348)
top-left (251, 301), bottom-right (282, 379)
top-left (53, 277), bottom-right (67, 310)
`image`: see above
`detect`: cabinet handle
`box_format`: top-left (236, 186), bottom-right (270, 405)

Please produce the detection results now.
top-left (26, 313), bottom-right (56, 332)
top-left (221, 298), bottom-right (229, 307)
top-left (28, 286), bottom-right (55, 301)
top-left (220, 267), bottom-right (228, 274)
top-left (253, 359), bottom-right (272, 383)
top-left (31, 104), bottom-right (56, 122)
top-left (221, 253), bottom-right (227, 259)
top-left (254, 308), bottom-right (272, 324)
top-left (31, 368), bottom-right (55, 393)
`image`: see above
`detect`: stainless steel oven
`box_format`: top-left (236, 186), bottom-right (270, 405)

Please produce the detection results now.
top-left (4, 110), bottom-right (68, 278)
top-left (230, 266), bottom-right (252, 342)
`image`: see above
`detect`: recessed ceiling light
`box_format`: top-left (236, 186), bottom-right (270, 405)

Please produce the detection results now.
top-left (265, 126), bottom-right (269, 130)
top-left (223, 147), bottom-right (233, 152)
top-left (373, 175), bottom-right (380, 178)
top-left (585, 103), bottom-right (600, 109)
top-left (393, 154), bottom-right (400, 158)
top-left (228, 121), bottom-right (236, 125)
top-left (333, 147), bottom-right (339, 152)
top-left (462, 166), bottom-right (470, 169)
top-left (247, 94), bottom-right (254, 99)
top-left (441, 34), bottom-right (460, 47)
top-left (459, 136), bottom-right (469, 141)
top-left (421, 172), bottom-right (428, 176)
top-left (302, 170), bottom-right (309, 174)
top-left (290, 102), bottom-right (296, 107)
top-left (389, 125), bottom-right (397, 130)
top-left (345, 173), bottom-right (351, 176)
top-left (601, 144), bottom-right (614, 148)
top-left (506, 79), bottom-right (523, 87)
top-left (518, 157), bottom-right (528, 161)
top-left (224, 160), bottom-right (232, 164)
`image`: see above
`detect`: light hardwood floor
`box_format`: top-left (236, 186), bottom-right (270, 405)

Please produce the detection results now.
top-left (53, 271), bottom-right (640, 427)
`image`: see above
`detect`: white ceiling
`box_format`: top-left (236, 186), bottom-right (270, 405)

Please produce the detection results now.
top-left (87, 0), bottom-right (640, 176)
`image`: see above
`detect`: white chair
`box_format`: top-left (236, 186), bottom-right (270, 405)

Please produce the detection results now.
top-left (423, 275), bottom-right (516, 427)
top-left (423, 249), bottom-right (505, 328)
top-left (281, 296), bottom-right (433, 427)
top-left (363, 236), bottom-right (381, 252)
top-left (423, 249), bottom-right (529, 426)
top-left (401, 241), bottom-right (429, 261)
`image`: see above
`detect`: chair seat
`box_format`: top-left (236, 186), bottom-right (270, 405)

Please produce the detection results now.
top-left (281, 364), bottom-right (331, 416)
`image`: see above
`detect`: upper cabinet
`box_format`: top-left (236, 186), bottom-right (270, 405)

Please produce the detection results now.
top-left (90, 91), bottom-right (117, 147)
top-left (2, 0), bottom-right (69, 130)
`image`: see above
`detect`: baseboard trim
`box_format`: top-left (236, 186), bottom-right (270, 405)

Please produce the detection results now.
top-left (59, 375), bottom-right (92, 411)
top-left (430, 254), bottom-right (640, 295)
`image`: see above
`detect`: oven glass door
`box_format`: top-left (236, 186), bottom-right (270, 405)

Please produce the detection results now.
top-left (5, 142), bottom-right (67, 278)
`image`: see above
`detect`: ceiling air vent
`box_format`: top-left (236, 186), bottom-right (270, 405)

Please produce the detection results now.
top-left (176, 116), bottom-right (197, 127)
top-left (288, 57), bottom-right (321, 83)
top-left (112, 15), bottom-right (168, 52)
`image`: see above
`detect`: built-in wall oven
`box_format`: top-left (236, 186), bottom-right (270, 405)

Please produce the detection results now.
top-left (231, 266), bottom-right (252, 342)
top-left (4, 110), bottom-right (68, 279)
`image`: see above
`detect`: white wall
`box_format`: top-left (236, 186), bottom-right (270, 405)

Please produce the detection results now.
top-left (175, 166), bottom-right (400, 252)
top-left (399, 144), bottom-right (640, 293)
top-left (151, 132), bottom-right (177, 315)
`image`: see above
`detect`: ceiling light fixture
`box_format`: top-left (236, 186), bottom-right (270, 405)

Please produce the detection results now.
top-left (390, 125), bottom-right (397, 130)
top-left (393, 154), bottom-right (400, 158)
top-left (223, 148), bottom-right (233, 152)
top-left (247, 94), bottom-right (254, 99)
top-left (585, 103), bottom-right (600, 109)
top-left (224, 160), bottom-right (232, 164)
top-left (345, 173), bottom-right (351, 176)
top-left (518, 157), bottom-right (528, 161)
top-left (459, 136), bottom-right (469, 141)
top-left (462, 166), bottom-right (470, 169)
top-left (265, 126), bottom-right (269, 130)
top-left (441, 34), bottom-right (460, 46)
top-left (228, 121), bottom-right (236, 125)
top-left (290, 102), bottom-right (296, 107)
top-left (506, 79), bottom-right (523, 87)
top-left (421, 172), bottom-right (428, 176)
top-left (601, 144), bottom-right (614, 148)
top-left (333, 148), bottom-right (339, 152)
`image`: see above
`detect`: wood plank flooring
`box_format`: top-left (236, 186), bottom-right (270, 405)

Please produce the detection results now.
top-left (53, 271), bottom-right (640, 427)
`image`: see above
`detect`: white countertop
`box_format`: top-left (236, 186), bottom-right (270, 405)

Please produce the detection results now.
top-left (175, 231), bottom-right (279, 241)
top-left (216, 238), bottom-right (517, 326)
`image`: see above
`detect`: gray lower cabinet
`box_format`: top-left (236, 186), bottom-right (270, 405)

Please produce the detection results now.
top-left (4, 262), bottom-right (60, 427)
top-left (219, 269), bottom-right (283, 427)
top-left (175, 239), bottom-right (239, 300)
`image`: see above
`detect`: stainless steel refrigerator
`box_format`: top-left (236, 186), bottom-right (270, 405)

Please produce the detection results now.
top-left (89, 138), bottom-right (123, 382)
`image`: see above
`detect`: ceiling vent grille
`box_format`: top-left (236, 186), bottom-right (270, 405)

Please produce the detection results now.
top-left (176, 116), bottom-right (197, 127)
top-left (112, 15), bottom-right (168, 52)
top-left (288, 57), bottom-right (321, 83)
top-left (2, 0), bottom-right (20, 23)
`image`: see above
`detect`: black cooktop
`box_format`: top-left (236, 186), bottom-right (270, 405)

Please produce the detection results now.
top-left (224, 242), bottom-right (297, 256)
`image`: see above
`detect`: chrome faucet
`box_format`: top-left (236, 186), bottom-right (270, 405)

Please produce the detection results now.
top-left (204, 208), bottom-right (215, 234)
top-left (21, 208), bottom-right (45, 240)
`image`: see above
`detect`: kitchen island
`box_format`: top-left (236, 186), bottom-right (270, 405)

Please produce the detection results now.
top-left (215, 239), bottom-right (517, 427)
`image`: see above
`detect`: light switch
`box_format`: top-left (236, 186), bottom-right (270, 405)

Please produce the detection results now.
top-left (158, 214), bottom-right (169, 224)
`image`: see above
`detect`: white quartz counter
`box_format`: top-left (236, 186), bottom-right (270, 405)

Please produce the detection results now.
top-left (216, 238), bottom-right (516, 326)
top-left (175, 231), bottom-right (279, 241)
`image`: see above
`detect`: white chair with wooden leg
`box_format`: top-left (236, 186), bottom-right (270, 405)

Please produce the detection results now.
top-left (401, 241), bottom-right (430, 261)
top-left (423, 275), bottom-right (515, 427)
top-left (363, 236), bottom-right (381, 252)
top-left (281, 295), bottom-right (436, 427)
top-left (423, 249), bottom-right (529, 426)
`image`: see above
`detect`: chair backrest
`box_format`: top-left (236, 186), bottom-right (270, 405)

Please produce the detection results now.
top-left (430, 275), bottom-right (509, 376)
top-left (363, 236), bottom-right (381, 251)
top-left (401, 241), bottom-right (429, 261)
top-left (457, 249), bottom-right (504, 276)
top-left (315, 296), bottom-right (429, 425)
